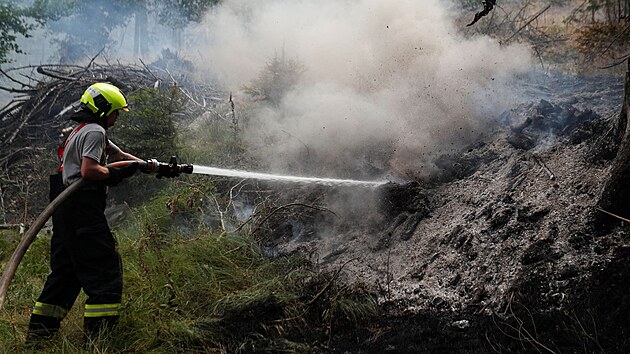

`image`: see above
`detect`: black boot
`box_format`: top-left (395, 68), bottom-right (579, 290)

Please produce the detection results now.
top-left (83, 315), bottom-right (118, 345)
top-left (26, 314), bottom-right (60, 342)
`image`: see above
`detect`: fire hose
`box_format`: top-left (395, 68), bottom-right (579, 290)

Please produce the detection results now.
top-left (0, 157), bottom-right (193, 309)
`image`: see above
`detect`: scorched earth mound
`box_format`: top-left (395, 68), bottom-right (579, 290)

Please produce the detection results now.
top-left (265, 70), bottom-right (630, 353)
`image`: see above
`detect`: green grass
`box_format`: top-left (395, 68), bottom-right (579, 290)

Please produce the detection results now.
top-left (0, 191), bottom-right (378, 353)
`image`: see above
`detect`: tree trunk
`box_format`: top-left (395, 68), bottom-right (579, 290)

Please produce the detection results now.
top-left (597, 58), bottom-right (630, 225)
top-left (134, 5), bottom-right (148, 57)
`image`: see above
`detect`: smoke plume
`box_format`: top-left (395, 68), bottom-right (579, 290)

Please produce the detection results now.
top-left (196, 0), bottom-right (533, 180)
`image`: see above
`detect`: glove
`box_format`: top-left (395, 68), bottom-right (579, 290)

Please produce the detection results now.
top-left (141, 159), bottom-right (155, 173)
top-left (107, 163), bottom-right (139, 186)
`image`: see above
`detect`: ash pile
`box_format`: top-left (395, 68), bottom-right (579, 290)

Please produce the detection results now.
top-left (264, 70), bottom-right (630, 352)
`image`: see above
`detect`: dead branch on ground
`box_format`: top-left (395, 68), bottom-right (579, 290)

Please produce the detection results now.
top-left (467, 0), bottom-right (497, 27)
top-left (249, 202), bottom-right (338, 236)
top-left (530, 153), bottom-right (555, 180)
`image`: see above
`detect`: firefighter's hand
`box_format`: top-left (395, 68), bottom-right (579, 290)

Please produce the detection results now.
top-left (141, 158), bottom-right (157, 173)
top-left (107, 163), bottom-right (139, 186)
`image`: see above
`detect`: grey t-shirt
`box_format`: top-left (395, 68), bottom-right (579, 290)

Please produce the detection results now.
top-left (61, 123), bottom-right (120, 186)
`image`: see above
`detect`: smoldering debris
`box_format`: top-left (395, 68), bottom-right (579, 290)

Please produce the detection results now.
top-left (256, 72), bottom-right (625, 327)
top-left (502, 99), bottom-right (599, 151)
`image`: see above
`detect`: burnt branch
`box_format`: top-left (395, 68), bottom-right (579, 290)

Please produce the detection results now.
top-left (36, 66), bottom-right (79, 82)
top-left (467, 0), bottom-right (497, 27)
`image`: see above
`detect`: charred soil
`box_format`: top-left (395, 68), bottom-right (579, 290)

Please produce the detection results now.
top-left (262, 71), bottom-right (630, 353)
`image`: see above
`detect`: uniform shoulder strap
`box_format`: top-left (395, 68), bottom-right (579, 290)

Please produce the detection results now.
top-left (57, 123), bottom-right (88, 172)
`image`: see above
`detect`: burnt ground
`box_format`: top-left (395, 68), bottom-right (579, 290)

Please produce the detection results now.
top-left (263, 71), bottom-right (630, 353)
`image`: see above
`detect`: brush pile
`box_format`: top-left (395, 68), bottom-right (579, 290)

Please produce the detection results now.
top-left (0, 56), bottom-right (228, 224)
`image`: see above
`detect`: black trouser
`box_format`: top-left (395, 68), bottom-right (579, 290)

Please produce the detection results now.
top-left (28, 175), bottom-right (123, 340)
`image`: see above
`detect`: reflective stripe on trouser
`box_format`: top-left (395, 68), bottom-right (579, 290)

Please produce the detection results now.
top-left (32, 301), bottom-right (69, 319)
top-left (84, 303), bottom-right (121, 317)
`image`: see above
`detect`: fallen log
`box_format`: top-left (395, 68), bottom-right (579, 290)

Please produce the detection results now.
top-left (0, 224), bottom-right (26, 231)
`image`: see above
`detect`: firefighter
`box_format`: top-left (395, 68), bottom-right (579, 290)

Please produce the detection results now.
top-left (27, 82), bottom-right (143, 342)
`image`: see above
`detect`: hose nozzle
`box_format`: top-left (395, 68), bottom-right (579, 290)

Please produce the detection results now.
top-left (142, 156), bottom-right (193, 177)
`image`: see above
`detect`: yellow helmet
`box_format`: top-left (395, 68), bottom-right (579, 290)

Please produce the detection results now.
top-left (80, 82), bottom-right (129, 118)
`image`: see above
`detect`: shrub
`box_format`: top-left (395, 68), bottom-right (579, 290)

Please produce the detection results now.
top-left (242, 53), bottom-right (305, 107)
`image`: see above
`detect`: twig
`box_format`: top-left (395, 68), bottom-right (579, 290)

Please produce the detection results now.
top-left (599, 22), bottom-right (630, 58)
top-left (507, 174), bottom-right (527, 192)
top-left (0, 86), bottom-right (35, 94)
top-left (22, 181), bottom-right (29, 224)
top-left (600, 53), bottom-right (630, 69)
top-left (530, 154), bottom-right (555, 180)
top-left (0, 184), bottom-right (5, 224)
top-left (0, 147), bottom-right (44, 165)
top-left (163, 67), bottom-right (177, 86)
top-left (209, 193), bottom-right (227, 232)
top-left (0, 224), bottom-right (26, 230)
top-left (534, 46), bottom-right (545, 71)
top-left (596, 207), bottom-right (630, 223)
top-left (386, 246), bottom-right (392, 302)
top-left (138, 57), bottom-right (159, 81)
top-left (306, 258), bottom-right (357, 306)
top-left (493, 297), bottom-right (557, 353)
top-left (54, 100), bottom-right (80, 119)
top-left (502, 5), bottom-right (551, 44)
top-left (0, 100), bottom-right (27, 118)
top-left (86, 47), bottom-right (105, 69)
top-left (36, 66), bottom-right (77, 81)
top-left (6, 87), bottom-right (52, 144)
top-left (230, 92), bottom-right (237, 130)
top-left (249, 202), bottom-right (337, 235)
top-left (485, 331), bottom-right (501, 353)
top-left (0, 67), bottom-right (32, 88)
top-left (569, 310), bottom-right (604, 352)
top-left (270, 257), bottom-right (358, 324)
top-left (19, 72), bottom-right (44, 85)
top-left (4, 64), bottom-right (84, 72)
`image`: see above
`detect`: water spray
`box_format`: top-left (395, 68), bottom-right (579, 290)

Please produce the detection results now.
top-left (0, 157), bottom-right (387, 309)
top-left (142, 156), bottom-right (385, 186)
top-left (191, 165), bottom-right (386, 187)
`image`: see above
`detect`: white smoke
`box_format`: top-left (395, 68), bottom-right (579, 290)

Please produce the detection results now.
top-left (195, 0), bottom-right (533, 179)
